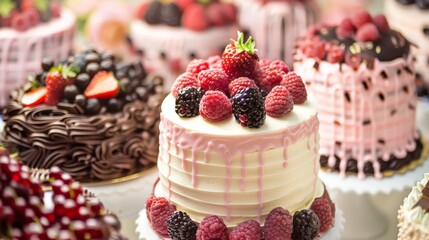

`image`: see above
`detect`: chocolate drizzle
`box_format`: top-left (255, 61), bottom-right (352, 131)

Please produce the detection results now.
top-left (1, 88), bottom-right (165, 182)
top-left (317, 27), bottom-right (411, 62)
top-left (320, 137), bottom-right (424, 176)
top-left (414, 180), bottom-right (429, 212)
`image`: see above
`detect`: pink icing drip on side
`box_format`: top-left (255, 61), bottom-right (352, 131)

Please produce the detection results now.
top-left (257, 149), bottom-right (264, 223)
top-left (239, 154), bottom-right (247, 191)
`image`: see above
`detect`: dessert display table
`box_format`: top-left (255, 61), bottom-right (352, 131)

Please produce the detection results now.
top-left (319, 159), bottom-right (429, 240)
top-left (136, 207), bottom-right (345, 240)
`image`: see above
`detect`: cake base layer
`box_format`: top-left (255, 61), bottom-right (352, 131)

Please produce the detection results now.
top-left (320, 136), bottom-right (428, 178)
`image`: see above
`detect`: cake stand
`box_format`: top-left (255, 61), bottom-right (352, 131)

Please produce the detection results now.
top-left (319, 158), bottom-right (429, 240)
top-left (135, 207), bottom-right (345, 240)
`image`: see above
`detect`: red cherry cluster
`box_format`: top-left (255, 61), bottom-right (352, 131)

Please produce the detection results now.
top-left (0, 150), bottom-right (125, 240)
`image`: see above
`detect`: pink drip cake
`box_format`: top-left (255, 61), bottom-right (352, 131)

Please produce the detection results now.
top-left (129, 0), bottom-right (238, 90)
top-left (236, 0), bottom-right (318, 66)
top-left (0, 0), bottom-right (76, 108)
top-left (294, 11), bottom-right (428, 179)
top-left (143, 32), bottom-right (336, 240)
top-left (385, 0), bottom-right (429, 84)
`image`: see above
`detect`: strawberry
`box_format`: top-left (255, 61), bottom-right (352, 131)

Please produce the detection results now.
top-left (45, 65), bottom-right (78, 106)
top-left (135, 2), bottom-right (149, 19)
top-left (182, 3), bottom-right (209, 31)
top-left (22, 87), bottom-right (47, 107)
top-left (222, 32), bottom-right (259, 79)
top-left (84, 71), bottom-right (119, 99)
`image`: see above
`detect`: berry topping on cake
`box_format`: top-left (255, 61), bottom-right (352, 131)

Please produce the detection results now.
top-left (0, 150), bottom-right (125, 239)
top-left (144, 1), bottom-right (163, 24)
top-left (326, 44), bottom-right (345, 63)
top-left (228, 77), bottom-right (258, 97)
top-left (160, 2), bottom-right (182, 27)
top-left (355, 23), bottom-right (380, 42)
top-left (182, 3), bottom-right (209, 31)
top-left (265, 86), bottom-right (294, 117)
top-left (21, 87), bottom-right (47, 107)
top-left (336, 18), bottom-right (356, 39)
top-left (196, 215), bottom-right (229, 240)
top-left (198, 69), bottom-right (230, 94)
top-left (292, 209), bottom-right (320, 240)
top-left (253, 66), bottom-right (285, 92)
top-left (175, 86), bottom-right (205, 117)
top-left (311, 198), bottom-right (334, 234)
top-left (263, 207), bottom-right (293, 240)
top-left (199, 90), bottom-right (232, 122)
top-left (372, 14), bottom-right (389, 33)
top-left (231, 87), bottom-right (266, 128)
top-left (84, 71), bottom-right (119, 99)
top-left (167, 211), bottom-right (198, 240)
top-left (187, 59), bottom-right (210, 76)
top-left (229, 220), bottom-right (261, 240)
top-left (45, 65), bottom-right (79, 106)
top-left (147, 197), bottom-right (176, 238)
top-left (269, 60), bottom-right (290, 74)
top-left (351, 11), bottom-right (373, 29)
top-left (280, 72), bottom-right (307, 104)
top-left (222, 32), bottom-right (259, 79)
top-left (172, 72), bottom-right (199, 97)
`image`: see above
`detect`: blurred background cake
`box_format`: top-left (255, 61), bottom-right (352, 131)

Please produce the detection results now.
top-left (385, 0), bottom-right (429, 96)
top-left (130, 0), bottom-right (238, 90)
top-left (0, 0), bottom-right (75, 108)
top-left (294, 11), bottom-right (427, 179)
top-left (1, 48), bottom-right (165, 182)
top-left (236, 0), bottom-right (318, 66)
top-left (397, 173), bottom-right (429, 240)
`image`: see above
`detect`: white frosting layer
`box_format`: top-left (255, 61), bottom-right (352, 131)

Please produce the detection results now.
top-left (0, 9), bottom-right (76, 107)
top-left (385, 0), bottom-right (429, 83)
top-left (294, 51), bottom-right (418, 179)
top-left (237, 0), bottom-right (317, 65)
top-left (129, 21), bottom-right (237, 90)
top-left (157, 94), bottom-right (322, 226)
top-left (401, 173), bottom-right (429, 234)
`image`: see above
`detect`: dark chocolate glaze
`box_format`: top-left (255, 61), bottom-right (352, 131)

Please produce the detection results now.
top-left (1, 86), bottom-right (166, 182)
top-left (320, 137), bottom-right (424, 177)
top-left (317, 27), bottom-right (411, 62)
top-left (396, 0), bottom-right (429, 9)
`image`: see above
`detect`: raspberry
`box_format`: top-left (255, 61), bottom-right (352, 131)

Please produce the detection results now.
top-left (207, 55), bottom-right (222, 69)
top-left (269, 60), bottom-right (289, 74)
top-left (301, 39), bottom-right (326, 60)
top-left (263, 207), bottom-right (293, 240)
top-left (187, 59), bottom-right (210, 76)
top-left (326, 44), bottom-right (345, 63)
top-left (310, 198), bottom-right (334, 234)
top-left (228, 77), bottom-right (257, 97)
top-left (280, 72), bottom-right (307, 104)
top-left (351, 11), bottom-right (373, 29)
top-left (167, 211), bottom-right (198, 240)
top-left (11, 12), bottom-right (29, 31)
top-left (198, 69), bottom-right (230, 95)
top-left (292, 209), bottom-right (320, 240)
top-left (372, 14), bottom-right (389, 33)
top-left (171, 72), bottom-right (199, 97)
top-left (175, 87), bottom-right (205, 118)
top-left (253, 68), bottom-right (284, 92)
top-left (182, 3), bottom-right (209, 31)
top-left (196, 215), bottom-right (228, 240)
top-left (199, 91), bottom-right (232, 122)
top-left (148, 197), bottom-right (176, 238)
top-left (229, 220), bottom-right (261, 240)
top-left (356, 23), bottom-right (380, 42)
top-left (336, 18), bottom-right (356, 39)
top-left (265, 86), bottom-right (294, 117)
top-left (258, 59), bottom-right (272, 69)
top-left (146, 195), bottom-right (157, 221)
top-left (231, 87), bottom-right (266, 128)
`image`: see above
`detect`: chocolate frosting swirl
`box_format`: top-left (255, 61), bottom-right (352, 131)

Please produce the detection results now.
top-left (1, 87), bottom-right (165, 182)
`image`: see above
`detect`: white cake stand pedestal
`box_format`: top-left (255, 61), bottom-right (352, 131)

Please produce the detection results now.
top-left (135, 207), bottom-right (345, 240)
top-left (319, 159), bottom-right (429, 240)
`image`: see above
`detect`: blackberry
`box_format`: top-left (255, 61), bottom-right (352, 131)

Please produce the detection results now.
top-left (144, 1), bottom-right (163, 24)
top-left (175, 87), bottom-right (204, 118)
top-left (167, 211), bottom-right (197, 240)
top-left (258, 87), bottom-right (268, 99)
top-left (231, 87), bottom-right (266, 128)
top-left (160, 3), bottom-right (182, 27)
top-left (292, 209), bottom-right (320, 240)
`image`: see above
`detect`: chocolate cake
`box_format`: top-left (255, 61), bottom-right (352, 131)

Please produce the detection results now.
top-left (1, 49), bottom-right (165, 181)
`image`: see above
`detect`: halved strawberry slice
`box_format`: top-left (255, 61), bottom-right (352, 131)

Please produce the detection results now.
top-left (22, 87), bottom-right (47, 107)
top-left (84, 71), bottom-right (119, 99)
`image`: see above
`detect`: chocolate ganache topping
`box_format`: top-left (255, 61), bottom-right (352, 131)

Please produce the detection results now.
top-left (1, 50), bottom-right (166, 182)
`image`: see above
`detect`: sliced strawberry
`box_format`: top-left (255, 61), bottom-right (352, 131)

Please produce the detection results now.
top-left (84, 71), bottom-right (119, 99)
top-left (22, 87), bottom-right (47, 107)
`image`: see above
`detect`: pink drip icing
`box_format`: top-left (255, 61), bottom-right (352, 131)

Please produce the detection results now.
top-left (181, 149), bottom-right (187, 169)
top-left (257, 149), bottom-right (265, 223)
top-left (239, 154), bottom-right (247, 191)
top-left (220, 144), bottom-right (232, 221)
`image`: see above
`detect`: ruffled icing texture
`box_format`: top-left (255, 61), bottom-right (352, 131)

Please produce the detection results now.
top-left (1, 87), bottom-right (165, 182)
